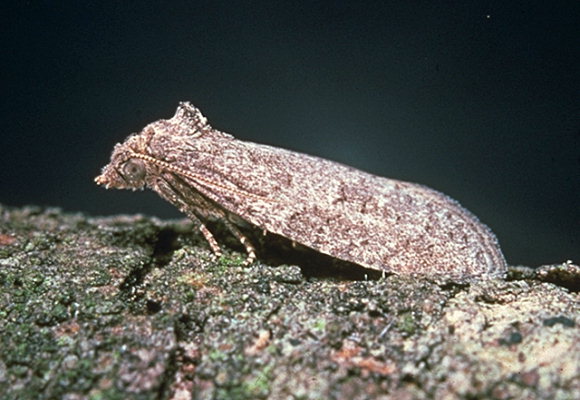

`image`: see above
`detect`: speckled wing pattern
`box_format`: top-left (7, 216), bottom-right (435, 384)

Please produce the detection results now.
top-left (96, 102), bottom-right (507, 280)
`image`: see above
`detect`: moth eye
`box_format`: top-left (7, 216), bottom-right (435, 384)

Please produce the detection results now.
top-left (121, 159), bottom-right (146, 182)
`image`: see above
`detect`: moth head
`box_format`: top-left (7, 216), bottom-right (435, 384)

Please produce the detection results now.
top-left (95, 142), bottom-right (148, 191)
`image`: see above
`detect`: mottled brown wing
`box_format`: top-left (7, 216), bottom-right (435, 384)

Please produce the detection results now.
top-left (173, 136), bottom-right (506, 280)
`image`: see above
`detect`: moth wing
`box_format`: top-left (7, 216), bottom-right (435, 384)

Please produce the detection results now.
top-left (179, 139), bottom-right (506, 279)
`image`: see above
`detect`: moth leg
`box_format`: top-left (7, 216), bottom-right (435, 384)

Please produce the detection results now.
top-left (180, 208), bottom-right (222, 258)
top-left (224, 220), bottom-right (256, 266)
top-left (199, 224), bottom-right (222, 258)
top-left (155, 176), bottom-right (224, 258)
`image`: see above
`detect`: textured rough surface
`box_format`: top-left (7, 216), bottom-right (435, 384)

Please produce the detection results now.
top-left (0, 205), bottom-right (578, 400)
top-left (96, 102), bottom-right (506, 280)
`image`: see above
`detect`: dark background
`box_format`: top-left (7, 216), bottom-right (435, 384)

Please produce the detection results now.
top-left (1, 1), bottom-right (578, 267)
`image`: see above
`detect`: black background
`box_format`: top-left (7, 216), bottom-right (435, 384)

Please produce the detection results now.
top-left (1, 1), bottom-right (578, 266)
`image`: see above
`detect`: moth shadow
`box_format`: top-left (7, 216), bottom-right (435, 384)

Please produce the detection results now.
top-left (230, 225), bottom-right (385, 281)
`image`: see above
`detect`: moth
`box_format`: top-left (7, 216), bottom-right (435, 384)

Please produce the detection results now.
top-left (96, 102), bottom-right (507, 280)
